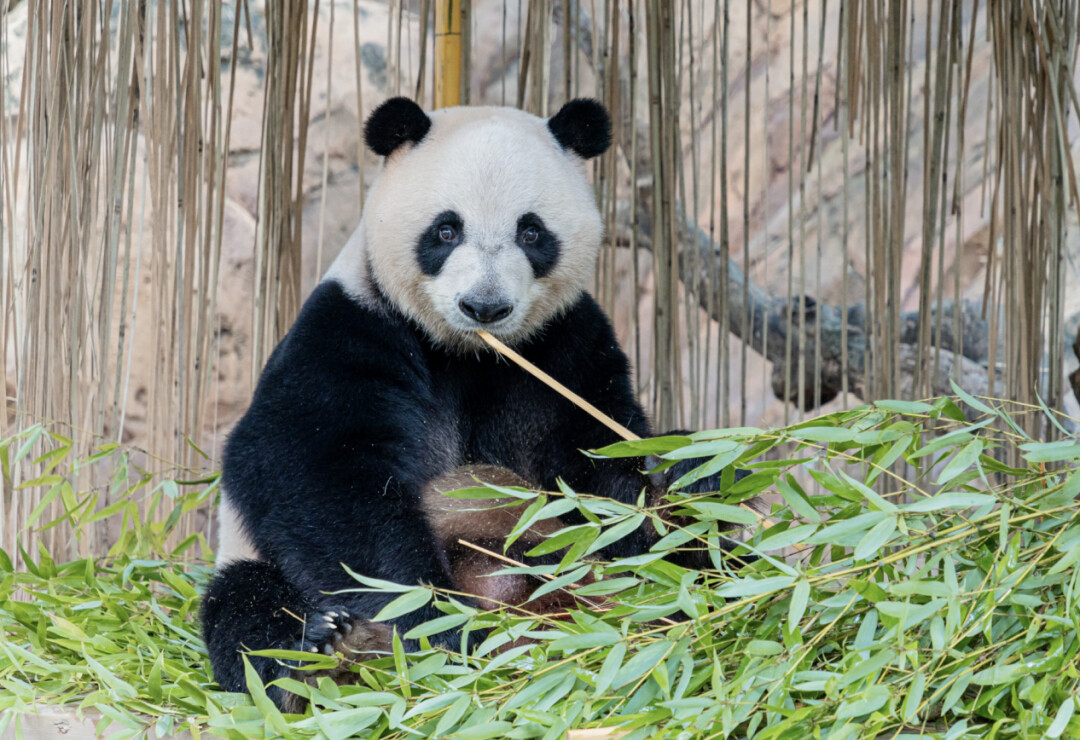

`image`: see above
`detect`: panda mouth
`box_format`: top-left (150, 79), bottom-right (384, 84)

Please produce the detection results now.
top-left (457, 314), bottom-right (518, 335)
top-left (444, 309), bottom-right (523, 343)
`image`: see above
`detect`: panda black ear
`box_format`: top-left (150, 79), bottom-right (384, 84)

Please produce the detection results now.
top-left (547, 99), bottom-right (612, 159)
top-left (364, 97), bottom-right (432, 157)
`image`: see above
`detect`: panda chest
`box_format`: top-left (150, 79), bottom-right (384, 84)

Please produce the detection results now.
top-left (432, 357), bottom-right (558, 464)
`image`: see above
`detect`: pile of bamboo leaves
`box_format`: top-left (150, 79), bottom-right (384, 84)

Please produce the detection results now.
top-left (2, 391), bottom-right (1080, 738)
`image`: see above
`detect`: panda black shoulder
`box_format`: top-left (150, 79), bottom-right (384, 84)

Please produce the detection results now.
top-left (519, 293), bottom-right (637, 407)
top-left (263, 281), bottom-right (418, 373)
top-left (529, 293), bottom-right (625, 363)
top-left (221, 280), bottom-right (433, 514)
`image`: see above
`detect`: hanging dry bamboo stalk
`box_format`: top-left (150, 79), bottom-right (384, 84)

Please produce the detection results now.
top-left (718, 0), bottom-right (730, 428)
top-left (987, 0), bottom-right (1078, 442)
top-left (535, 0), bottom-right (553, 115)
top-left (839, 0), bottom-right (851, 409)
top-left (596, 0), bottom-right (621, 318)
top-left (315, 0), bottom-right (337, 281)
top-left (253, 0), bottom-right (318, 380)
top-left (416, 0), bottom-right (432, 103)
top-left (681, 0), bottom-right (701, 432)
top-left (741, 0), bottom-right (755, 426)
top-left (760, 0), bottom-right (772, 419)
top-left (629, 0), bottom-right (643, 406)
top-left (461, 0), bottom-right (473, 105)
top-left (0, 0), bottom-right (243, 563)
top-left (388, 0), bottom-right (403, 98)
top-left (643, 0), bottom-right (681, 431)
top-left (916, 0), bottom-right (953, 399)
top-left (352, 0), bottom-right (368, 210)
top-left (3, 0), bottom-right (1080, 565)
top-left (0, 2), bottom-right (387, 563)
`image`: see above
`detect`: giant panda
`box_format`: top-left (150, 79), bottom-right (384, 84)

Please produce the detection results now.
top-left (200, 97), bottom-right (752, 713)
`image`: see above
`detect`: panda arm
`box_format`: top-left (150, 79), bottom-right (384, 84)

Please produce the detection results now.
top-left (498, 296), bottom-right (669, 555)
top-left (515, 296), bottom-right (751, 558)
top-left (220, 282), bottom-right (463, 638)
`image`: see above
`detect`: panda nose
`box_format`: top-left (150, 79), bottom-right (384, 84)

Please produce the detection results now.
top-left (459, 298), bottom-right (514, 324)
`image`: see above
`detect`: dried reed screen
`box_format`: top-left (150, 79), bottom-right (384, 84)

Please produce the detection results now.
top-left (1, 0), bottom-right (1078, 561)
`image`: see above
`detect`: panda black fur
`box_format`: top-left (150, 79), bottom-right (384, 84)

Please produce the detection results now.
top-left (201, 98), bottom-right (750, 712)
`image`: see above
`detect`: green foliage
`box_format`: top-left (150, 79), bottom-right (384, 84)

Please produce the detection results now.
top-left (2, 398), bottom-right (1080, 738)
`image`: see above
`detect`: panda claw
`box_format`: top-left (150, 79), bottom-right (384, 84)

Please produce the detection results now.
top-left (645, 455), bottom-right (670, 488)
top-left (294, 605), bottom-right (371, 659)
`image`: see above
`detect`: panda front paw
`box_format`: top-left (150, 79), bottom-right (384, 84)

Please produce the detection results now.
top-left (298, 607), bottom-right (351, 656)
top-left (645, 456), bottom-right (712, 494)
top-left (299, 607), bottom-right (393, 660)
top-left (645, 455), bottom-right (748, 496)
top-left (278, 608), bottom-right (394, 714)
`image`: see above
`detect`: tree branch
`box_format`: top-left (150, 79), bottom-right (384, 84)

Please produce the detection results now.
top-left (615, 213), bottom-right (1002, 408)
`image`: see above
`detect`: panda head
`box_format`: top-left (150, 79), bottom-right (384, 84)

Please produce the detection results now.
top-left (333, 97), bottom-right (611, 351)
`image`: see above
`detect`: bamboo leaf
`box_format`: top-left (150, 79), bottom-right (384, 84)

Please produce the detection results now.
top-left (903, 671), bottom-right (925, 722)
top-left (902, 492), bottom-right (995, 512)
top-left (788, 427), bottom-right (856, 444)
top-left (788, 580), bottom-right (810, 630)
top-left (589, 436), bottom-right (693, 459)
top-left (372, 588), bottom-right (432, 622)
top-left (714, 576), bottom-right (796, 598)
top-left (686, 502), bottom-right (760, 525)
top-left (1047, 698), bottom-right (1077, 739)
top-left (854, 516), bottom-right (897, 561)
top-left (403, 612), bottom-right (470, 640)
top-left (836, 684), bottom-right (890, 719)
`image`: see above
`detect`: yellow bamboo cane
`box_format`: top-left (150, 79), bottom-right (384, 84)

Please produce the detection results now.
top-left (433, 0), bottom-right (462, 108)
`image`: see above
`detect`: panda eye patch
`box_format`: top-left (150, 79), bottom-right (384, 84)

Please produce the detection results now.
top-left (416, 210), bottom-right (464, 276)
top-left (516, 213), bottom-right (560, 278)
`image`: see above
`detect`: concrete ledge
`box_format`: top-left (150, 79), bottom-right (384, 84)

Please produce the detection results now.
top-left (1, 709), bottom-right (193, 740)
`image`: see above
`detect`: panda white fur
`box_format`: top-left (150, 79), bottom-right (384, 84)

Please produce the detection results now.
top-left (201, 98), bottom-right (748, 712)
